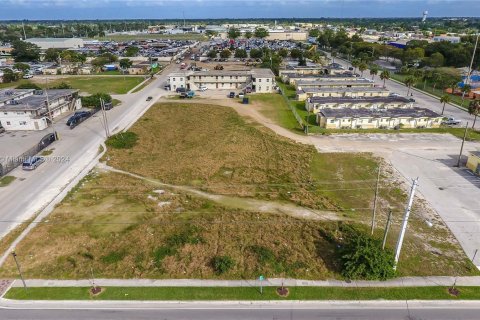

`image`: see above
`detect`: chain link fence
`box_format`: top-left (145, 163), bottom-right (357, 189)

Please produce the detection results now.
top-left (0, 132), bottom-right (57, 177)
top-left (278, 86), bottom-right (305, 130)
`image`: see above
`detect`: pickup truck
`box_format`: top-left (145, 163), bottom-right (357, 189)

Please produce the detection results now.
top-left (442, 117), bottom-right (462, 125)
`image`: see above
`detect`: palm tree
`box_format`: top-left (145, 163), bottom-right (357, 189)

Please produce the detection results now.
top-left (331, 50), bottom-right (337, 64)
top-left (461, 84), bottom-right (472, 107)
top-left (450, 80), bottom-right (459, 96)
top-left (405, 76), bottom-right (416, 96)
top-left (358, 62), bottom-right (368, 77)
top-left (468, 100), bottom-right (480, 128)
top-left (379, 70), bottom-right (390, 88)
top-left (369, 66), bottom-right (379, 80)
top-left (440, 94), bottom-right (451, 115)
top-left (351, 59), bottom-right (360, 74)
top-left (432, 73), bottom-right (442, 92)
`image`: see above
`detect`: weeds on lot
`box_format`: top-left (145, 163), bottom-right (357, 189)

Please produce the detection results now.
top-left (105, 132), bottom-right (138, 149)
top-left (0, 175), bottom-right (16, 187)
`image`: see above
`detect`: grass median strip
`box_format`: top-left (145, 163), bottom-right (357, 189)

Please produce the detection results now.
top-left (6, 286), bottom-right (480, 300)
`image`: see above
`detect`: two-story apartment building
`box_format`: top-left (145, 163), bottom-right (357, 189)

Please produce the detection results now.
top-left (296, 86), bottom-right (390, 101)
top-left (280, 73), bottom-right (357, 86)
top-left (305, 96), bottom-right (413, 113)
top-left (296, 78), bottom-right (375, 90)
top-left (0, 89), bottom-right (80, 131)
top-left (169, 68), bottom-right (275, 93)
top-left (317, 107), bottom-right (442, 129)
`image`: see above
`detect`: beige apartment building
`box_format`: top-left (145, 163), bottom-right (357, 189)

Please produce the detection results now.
top-left (296, 87), bottom-right (390, 101)
top-left (169, 69), bottom-right (275, 93)
top-left (305, 96), bottom-right (413, 113)
top-left (317, 107), bottom-right (442, 130)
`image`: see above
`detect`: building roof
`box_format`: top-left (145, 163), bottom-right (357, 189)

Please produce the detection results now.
top-left (297, 86), bottom-right (389, 94)
top-left (25, 38), bottom-right (82, 43)
top-left (308, 96), bottom-right (411, 104)
top-left (171, 68), bottom-right (274, 78)
top-left (297, 79), bottom-right (374, 87)
top-left (251, 68), bottom-right (275, 78)
top-left (0, 89), bottom-right (77, 112)
top-left (319, 107), bottom-right (441, 119)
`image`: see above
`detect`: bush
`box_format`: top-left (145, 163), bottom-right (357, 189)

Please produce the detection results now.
top-left (341, 231), bottom-right (395, 280)
top-left (153, 246), bottom-right (177, 267)
top-left (16, 83), bottom-right (41, 90)
top-left (211, 255), bottom-right (235, 275)
top-left (249, 245), bottom-right (275, 264)
top-left (101, 250), bottom-right (127, 264)
top-left (105, 132), bottom-right (138, 149)
top-left (51, 82), bottom-right (72, 89)
top-left (81, 92), bottom-right (112, 108)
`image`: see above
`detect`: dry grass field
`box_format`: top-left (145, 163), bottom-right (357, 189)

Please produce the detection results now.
top-left (0, 102), bottom-right (476, 279)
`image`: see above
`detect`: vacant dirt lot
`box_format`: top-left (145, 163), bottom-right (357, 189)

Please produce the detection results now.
top-left (0, 102), bottom-right (475, 279)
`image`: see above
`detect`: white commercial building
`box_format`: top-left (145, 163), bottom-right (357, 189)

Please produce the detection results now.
top-left (0, 89), bottom-right (81, 131)
top-left (25, 38), bottom-right (84, 50)
top-left (169, 68), bottom-right (275, 93)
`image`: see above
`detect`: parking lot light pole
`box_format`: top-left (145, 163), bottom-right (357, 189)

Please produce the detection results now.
top-left (456, 122), bottom-right (469, 168)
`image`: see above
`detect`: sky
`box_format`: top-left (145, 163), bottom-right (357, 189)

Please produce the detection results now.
top-left (0, 0), bottom-right (479, 20)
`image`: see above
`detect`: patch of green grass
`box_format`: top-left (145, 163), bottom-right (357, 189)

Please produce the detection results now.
top-left (7, 286), bottom-right (480, 301)
top-left (38, 76), bottom-right (144, 95)
top-left (249, 93), bottom-right (302, 131)
top-left (131, 77), bottom-right (155, 93)
top-left (0, 79), bottom-right (33, 89)
top-left (0, 176), bottom-right (16, 187)
top-left (40, 149), bottom-right (53, 156)
top-left (105, 132), bottom-right (138, 149)
top-left (101, 250), bottom-right (127, 264)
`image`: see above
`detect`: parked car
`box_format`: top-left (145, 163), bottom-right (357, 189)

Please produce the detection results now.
top-left (0, 126), bottom-right (5, 134)
top-left (229, 92), bottom-right (235, 98)
top-left (179, 92), bottom-right (187, 99)
top-left (408, 98), bottom-right (416, 102)
top-left (38, 133), bottom-right (56, 148)
top-left (22, 156), bottom-right (45, 171)
top-left (199, 86), bottom-right (207, 91)
top-left (244, 87), bottom-right (252, 94)
top-left (442, 117), bottom-right (462, 126)
top-left (176, 87), bottom-right (186, 93)
top-left (238, 93), bottom-right (245, 99)
top-left (22, 74), bottom-right (33, 79)
top-left (146, 96), bottom-right (153, 101)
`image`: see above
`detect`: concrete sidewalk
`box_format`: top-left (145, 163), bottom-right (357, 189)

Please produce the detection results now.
top-left (9, 276), bottom-right (480, 288)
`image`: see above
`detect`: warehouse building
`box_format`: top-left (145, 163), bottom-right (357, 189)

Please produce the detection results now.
top-left (25, 38), bottom-right (84, 50)
top-left (317, 107), bottom-right (442, 129)
top-left (0, 89), bottom-right (80, 131)
top-left (169, 68), bottom-right (275, 93)
top-left (306, 96), bottom-right (413, 113)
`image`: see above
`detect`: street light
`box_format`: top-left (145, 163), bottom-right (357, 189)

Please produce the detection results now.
top-left (11, 251), bottom-right (27, 291)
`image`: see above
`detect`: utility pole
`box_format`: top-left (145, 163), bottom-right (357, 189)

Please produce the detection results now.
top-left (44, 78), bottom-right (57, 139)
top-left (456, 122), bottom-right (469, 167)
top-left (100, 99), bottom-right (110, 138)
top-left (464, 33), bottom-right (479, 90)
top-left (382, 210), bottom-right (393, 250)
top-left (11, 252), bottom-right (27, 291)
top-left (22, 22), bottom-right (27, 40)
top-left (393, 178), bottom-right (419, 270)
top-left (371, 165), bottom-right (381, 235)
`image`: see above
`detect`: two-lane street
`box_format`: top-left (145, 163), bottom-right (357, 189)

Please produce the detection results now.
top-left (0, 64), bottom-right (177, 239)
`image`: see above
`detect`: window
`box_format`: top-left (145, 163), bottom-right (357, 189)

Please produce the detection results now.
top-left (19, 121), bottom-right (27, 125)
top-left (266, 79), bottom-right (270, 82)
top-left (368, 119), bottom-right (373, 123)
top-left (258, 79), bottom-right (262, 82)
top-left (180, 78), bottom-right (183, 81)
top-left (236, 76), bottom-right (238, 79)
top-left (6, 121), bottom-right (11, 125)
top-left (173, 78), bottom-right (176, 81)
top-left (329, 119), bottom-right (335, 123)
top-left (230, 76), bottom-right (232, 79)
top-left (266, 86), bottom-right (269, 91)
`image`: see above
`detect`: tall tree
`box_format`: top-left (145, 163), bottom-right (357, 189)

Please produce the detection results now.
top-left (12, 40), bottom-right (40, 62)
top-left (468, 100), bottom-right (480, 128)
top-left (369, 66), bottom-right (379, 80)
top-left (358, 62), bottom-right (368, 77)
top-left (379, 70), bottom-right (390, 88)
top-left (461, 84), bottom-right (472, 107)
top-left (405, 76), bottom-right (416, 96)
top-left (440, 94), bottom-right (451, 115)
top-left (254, 27), bottom-right (269, 39)
top-left (119, 58), bottom-right (133, 70)
top-left (227, 27), bottom-right (241, 40)
top-left (351, 59), bottom-right (360, 74)
top-left (220, 49), bottom-right (231, 59)
top-left (244, 30), bottom-right (253, 39)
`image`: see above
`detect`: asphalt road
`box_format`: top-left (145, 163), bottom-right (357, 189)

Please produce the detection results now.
top-left (0, 63), bottom-right (178, 239)
top-left (1, 305), bottom-right (480, 320)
